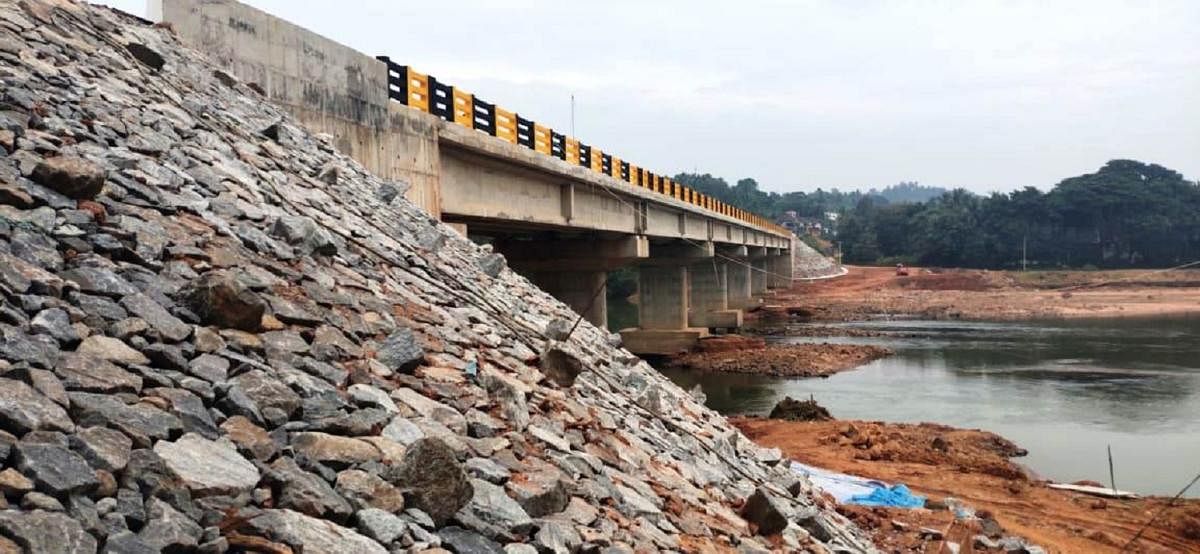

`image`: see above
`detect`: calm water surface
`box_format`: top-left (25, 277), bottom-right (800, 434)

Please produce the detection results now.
top-left (657, 317), bottom-right (1200, 497)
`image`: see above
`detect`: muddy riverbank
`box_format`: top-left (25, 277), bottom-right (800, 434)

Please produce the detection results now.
top-left (652, 266), bottom-right (1200, 551)
top-left (663, 335), bottom-right (893, 377)
top-left (655, 312), bottom-right (1200, 552)
top-left (769, 266), bottom-right (1200, 321)
top-left (732, 416), bottom-right (1200, 553)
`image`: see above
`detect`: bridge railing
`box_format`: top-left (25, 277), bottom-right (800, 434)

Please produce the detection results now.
top-left (376, 56), bottom-right (788, 236)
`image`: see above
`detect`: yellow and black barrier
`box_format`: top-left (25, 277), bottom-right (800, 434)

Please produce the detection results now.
top-left (376, 56), bottom-right (788, 235)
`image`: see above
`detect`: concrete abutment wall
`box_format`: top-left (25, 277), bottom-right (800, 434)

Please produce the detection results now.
top-left (154, 0), bottom-right (443, 216)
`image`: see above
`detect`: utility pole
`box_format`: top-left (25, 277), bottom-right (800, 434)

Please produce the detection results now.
top-left (1022, 234), bottom-right (1028, 272)
top-left (570, 94), bottom-right (575, 136)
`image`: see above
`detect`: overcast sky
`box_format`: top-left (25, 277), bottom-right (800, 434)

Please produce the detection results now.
top-left (100, 1), bottom-right (1198, 194)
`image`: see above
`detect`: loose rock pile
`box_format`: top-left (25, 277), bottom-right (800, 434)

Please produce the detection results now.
top-left (0, 1), bottom-right (875, 552)
top-left (768, 398), bottom-right (833, 422)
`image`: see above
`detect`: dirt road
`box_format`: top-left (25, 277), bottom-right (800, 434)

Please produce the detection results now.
top-left (773, 266), bottom-right (1200, 321)
top-left (733, 417), bottom-right (1200, 553)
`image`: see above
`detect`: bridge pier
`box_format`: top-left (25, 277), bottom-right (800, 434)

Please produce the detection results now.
top-left (726, 262), bottom-right (753, 310)
top-left (718, 245), bottom-right (753, 311)
top-left (768, 248), bottom-right (796, 290)
top-left (619, 264), bottom-right (709, 356)
top-left (495, 235), bottom-right (648, 330)
top-left (750, 246), bottom-right (769, 296)
top-left (768, 248), bottom-right (795, 289)
top-left (688, 261), bottom-right (741, 329)
top-left (619, 241), bottom-right (718, 355)
top-left (638, 265), bottom-right (689, 330)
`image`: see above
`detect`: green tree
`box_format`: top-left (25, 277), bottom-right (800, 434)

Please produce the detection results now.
top-left (674, 161), bottom-right (1199, 270)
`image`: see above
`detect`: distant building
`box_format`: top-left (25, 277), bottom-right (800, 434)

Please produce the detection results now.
top-left (777, 211), bottom-right (824, 236)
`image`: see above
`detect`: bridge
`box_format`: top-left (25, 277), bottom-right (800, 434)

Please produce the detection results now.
top-left (153, 0), bottom-right (796, 354)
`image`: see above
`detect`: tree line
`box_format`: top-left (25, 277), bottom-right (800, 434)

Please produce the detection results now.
top-left (675, 160), bottom-right (1200, 269)
top-left (672, 174), bottom-right (946, 222)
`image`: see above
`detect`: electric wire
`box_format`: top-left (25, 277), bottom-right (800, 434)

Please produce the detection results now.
top-left (1056, 259), bottom-right (1200, 291)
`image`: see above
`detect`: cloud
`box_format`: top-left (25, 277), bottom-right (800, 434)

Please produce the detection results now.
top-left (93, 0), bottom-right (1200, 191)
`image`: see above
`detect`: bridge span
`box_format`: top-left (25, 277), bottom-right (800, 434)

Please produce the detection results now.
top-left (155, 0), bottom-right (796, 354)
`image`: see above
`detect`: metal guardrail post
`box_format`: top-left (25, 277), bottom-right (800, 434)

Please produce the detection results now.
top-left (429, 77), bottom-right (453, 120)
top-left (579, 143), bottom-right (591, 169)
top-left (550, 131), bottom-right (566, 160)
top-left (472, 98), bottom-right (496, 135)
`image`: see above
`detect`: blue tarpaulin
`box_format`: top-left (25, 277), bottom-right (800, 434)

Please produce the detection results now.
top-left (791, 462), bottom-right (926, 509)
top-left (849, 484), bottom-right (926, 508)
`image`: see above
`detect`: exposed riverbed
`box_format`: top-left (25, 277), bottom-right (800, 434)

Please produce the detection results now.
top-left (658, 316), bottom-right (1200, 497)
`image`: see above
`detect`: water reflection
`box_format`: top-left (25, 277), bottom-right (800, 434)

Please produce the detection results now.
top-left (655, 316), bottom-right (1200, 496)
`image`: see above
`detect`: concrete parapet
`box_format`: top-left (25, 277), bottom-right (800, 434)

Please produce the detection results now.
top-left (158, 1), bottom-right (794, 248)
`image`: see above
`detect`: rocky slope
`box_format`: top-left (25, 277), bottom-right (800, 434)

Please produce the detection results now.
top-left (792, 240), bottom-right (841, 280)
top-left (0, 1), bottom-right (874, 552)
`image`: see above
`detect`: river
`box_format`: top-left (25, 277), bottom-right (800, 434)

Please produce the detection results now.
top-left (657, 316), bottom-right (1200, 497)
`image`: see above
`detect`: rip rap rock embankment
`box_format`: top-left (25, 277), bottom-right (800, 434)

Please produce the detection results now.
top-left (0, 2), bottom-right (874, 552)
top-left (792, 241), bottom-right (841, 280)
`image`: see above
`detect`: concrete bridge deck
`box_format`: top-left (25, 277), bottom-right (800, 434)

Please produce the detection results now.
top-left (156, 0), bottom-right (796, 354)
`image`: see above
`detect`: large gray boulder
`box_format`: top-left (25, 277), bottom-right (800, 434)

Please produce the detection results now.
top-left (375, 328), bottom-right (424, 372)
top-left (454, 478), bottom-right (534, 542)
top-left (354, 508), bottom-right (407, 545)
top-left (245, 509), bottom-right (387, 554)
top-left (0, 325), bottom-right (58, 369)
top-left (138, 497), bottom-right (203, 551)
top-left (0, 510), bottom-right (98, 553)
top-left (439, 526), bottom-right (504, 554)
top-left (271, 215), bottom-right (338, 256)
top-left (0, 378), bottom-right (73, 435)
top-left (268, 457), bottom-right (353, 520)
top-left (69, 426), bottom-right (132, 472)
top-left (58, 266), bottom-right (137, 298)
top-left (153, 433), bottom-right (261, 497)
top-left (13, 442), bottom-right (100, 496)
top-left (68, 392), bottom-right (182, 448)
top-left (120, 293), bottom-right (191, 342)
